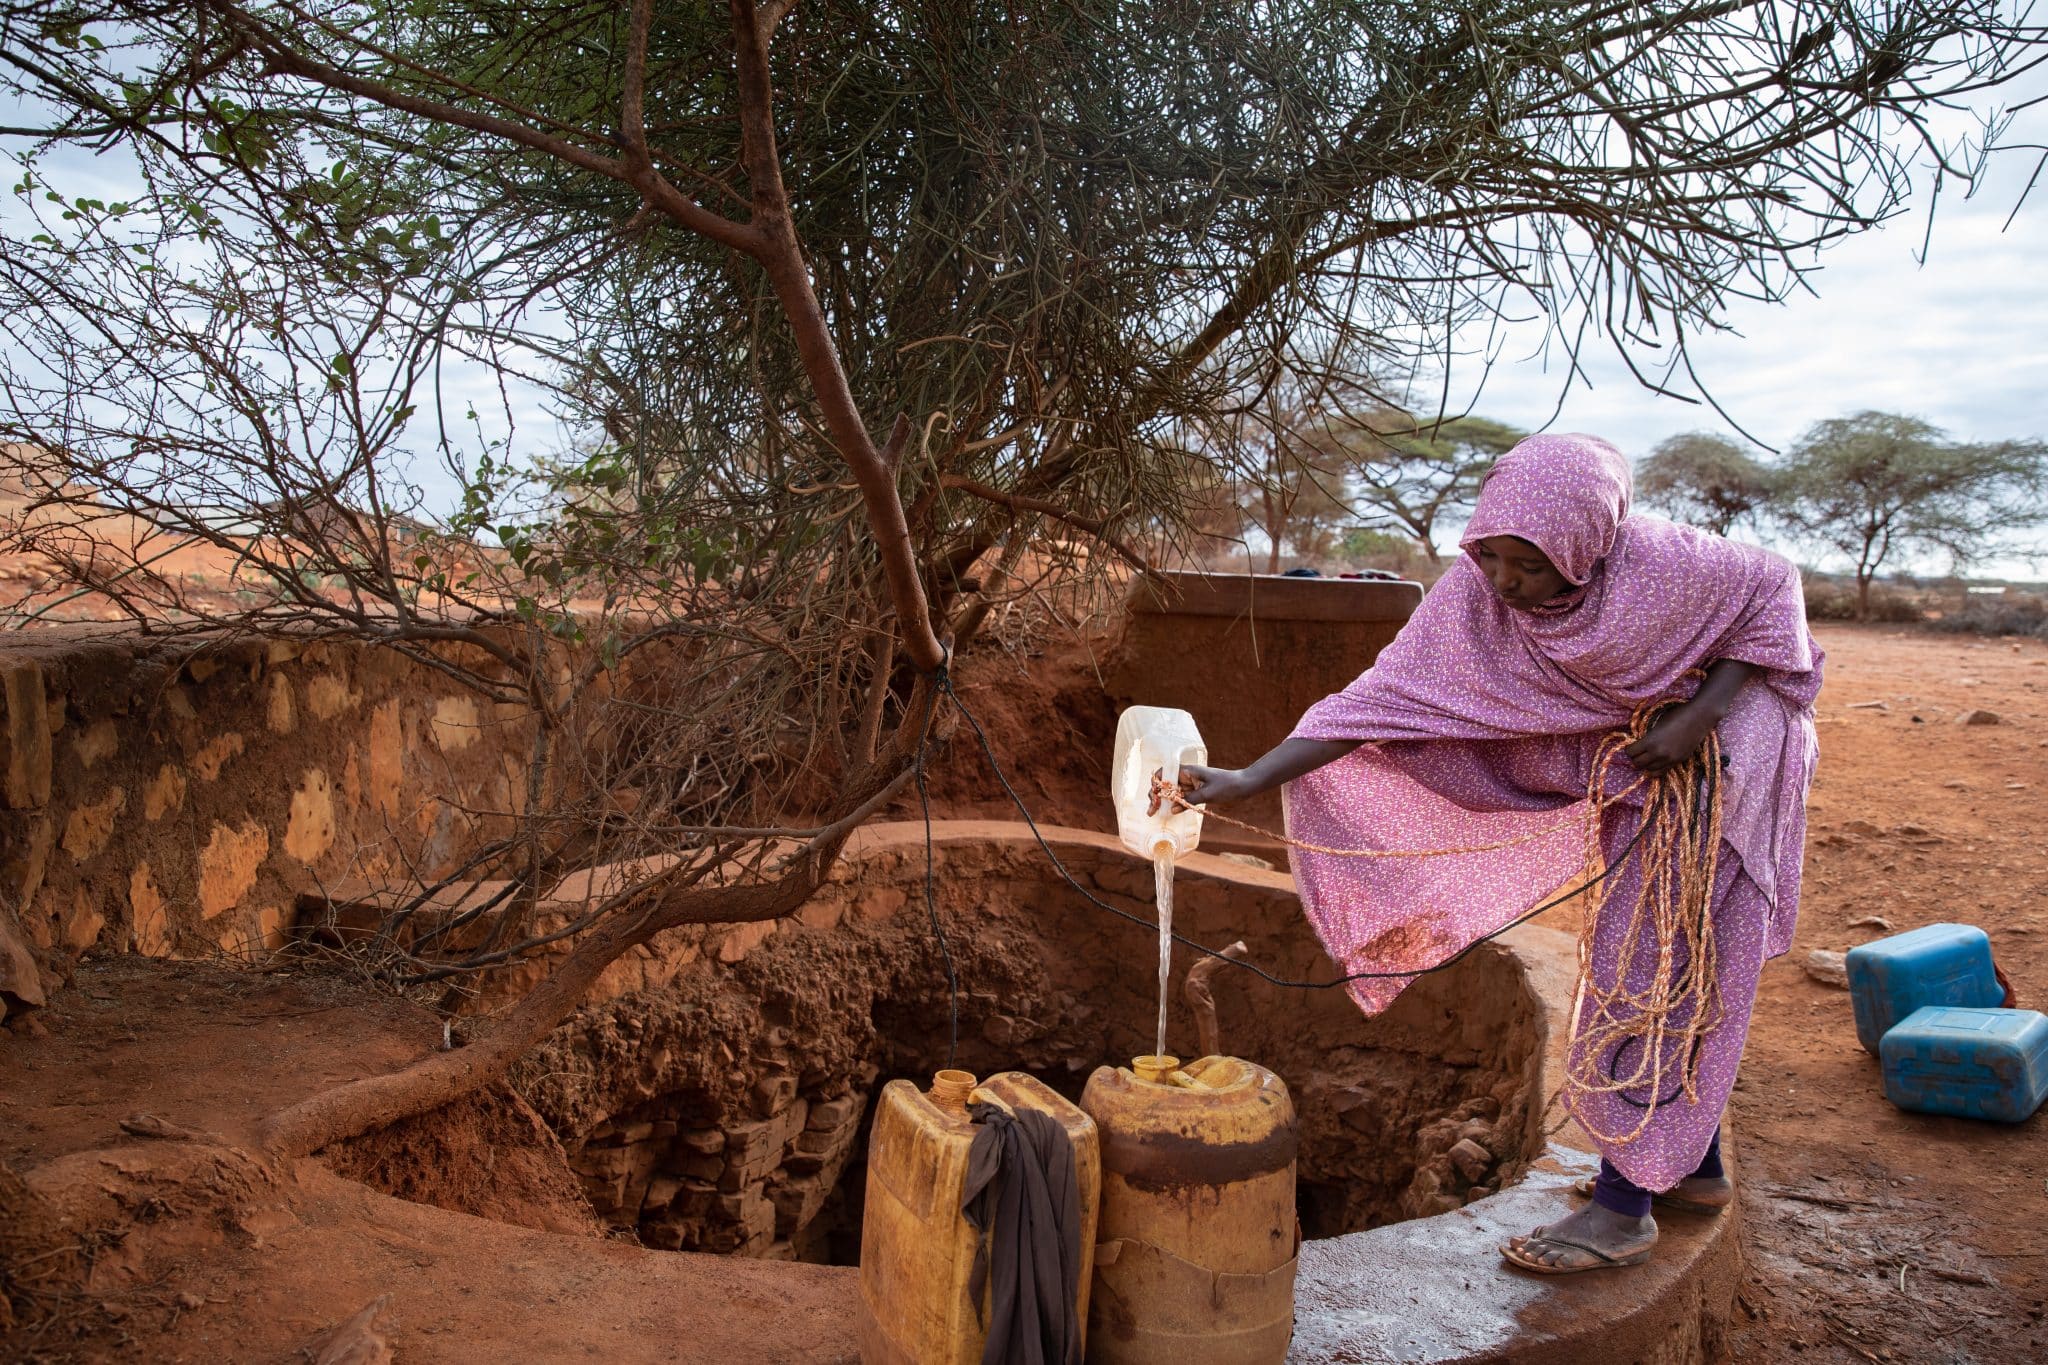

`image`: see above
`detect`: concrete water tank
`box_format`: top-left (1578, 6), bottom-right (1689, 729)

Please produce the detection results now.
top-left (1105, 571), bottom-right (1422, 856)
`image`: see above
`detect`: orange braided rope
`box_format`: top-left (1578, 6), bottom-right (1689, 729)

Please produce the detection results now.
top-left (1154, 683), bottom-right (1723, 1148)
top-left (1561, 718), bottom-right (1723, 1147)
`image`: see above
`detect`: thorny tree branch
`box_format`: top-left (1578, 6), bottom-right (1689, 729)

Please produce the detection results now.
top-left (2, 0), bottom-right (2041, 1154)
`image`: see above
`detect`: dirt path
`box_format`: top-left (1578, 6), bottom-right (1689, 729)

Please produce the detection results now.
top-left (1722, 626), bottom-right (2048, 1363)
top-left (0, 959), bottom-right (857, 1363)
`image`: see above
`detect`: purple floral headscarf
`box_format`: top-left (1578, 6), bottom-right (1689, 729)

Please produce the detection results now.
top-left (1460, 433), bottom-right (1633, 585)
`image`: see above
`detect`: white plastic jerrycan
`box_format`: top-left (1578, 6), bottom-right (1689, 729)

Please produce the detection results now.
top-left (1112, 706), bottom-right (1208, 860)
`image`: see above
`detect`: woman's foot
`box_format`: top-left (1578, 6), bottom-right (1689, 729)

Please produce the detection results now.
top-left (1572, 1172), bottom-right (1733, 1214)
top-left (1501, 1201), bottom-right (1657, 1274)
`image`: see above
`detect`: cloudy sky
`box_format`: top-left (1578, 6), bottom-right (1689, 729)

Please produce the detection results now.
top-left (1439, 86), bottom-right (2048, 576)
top-left (1462, 165), bottom-right (2047, 464)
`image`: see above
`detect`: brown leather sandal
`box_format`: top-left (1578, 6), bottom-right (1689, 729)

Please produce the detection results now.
top-left (1501, 1231), bottom-right (1655, 1274)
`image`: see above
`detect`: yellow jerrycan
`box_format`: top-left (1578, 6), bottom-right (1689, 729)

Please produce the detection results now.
top-left (1079, 1055), bottom-right (1299, 1364)
top-left (856, 1069), bottom-right (1101, 1364)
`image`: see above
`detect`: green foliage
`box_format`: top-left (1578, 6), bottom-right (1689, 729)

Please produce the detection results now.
top-left (1779, 411), bottom-right (2048, 619)
top-left (6, 0), bottom-right (2037, 601)
top-left (1637, 433), bottom-right (1781, 536)
top-left (1337, 527), bottom-right (1414, 559)
top-left (1341, 415), bottom-right (1523, 561)
top-left (1800, 574), bottom-right (1926, 625)
top-left (1333, 525), bottom-right (1438, 578)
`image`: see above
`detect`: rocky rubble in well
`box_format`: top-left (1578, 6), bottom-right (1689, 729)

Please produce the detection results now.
top-left (505, 832), bottom-right (1543, 1260)
top-left (577, 1081), bottom-right (871, 1257)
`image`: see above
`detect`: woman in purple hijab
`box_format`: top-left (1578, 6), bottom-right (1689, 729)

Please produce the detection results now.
top-left (1174, 433), bottom-right (1820, 1273)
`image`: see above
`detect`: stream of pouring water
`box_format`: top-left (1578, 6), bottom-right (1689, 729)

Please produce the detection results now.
top-left (1153, 848), bottom-right (1174, 1060)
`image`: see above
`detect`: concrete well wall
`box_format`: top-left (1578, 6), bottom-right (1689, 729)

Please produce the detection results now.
top-left (1105, 571), bottom-right (1422, 849)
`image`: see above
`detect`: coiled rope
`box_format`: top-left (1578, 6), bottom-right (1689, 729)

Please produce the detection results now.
top-left (1563, 716), bottom-right (1723, 1144)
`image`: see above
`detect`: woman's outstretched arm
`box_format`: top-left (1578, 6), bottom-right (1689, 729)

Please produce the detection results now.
top-left (1152, 737), bottom-right (1362, 811)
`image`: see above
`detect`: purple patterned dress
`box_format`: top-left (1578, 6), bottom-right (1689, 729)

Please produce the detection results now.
top-left (1282, 434), bottom-right (1820, 1190)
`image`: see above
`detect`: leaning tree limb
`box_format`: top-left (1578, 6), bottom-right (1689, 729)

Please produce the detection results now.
top-left (257, 711), bottom-right (929, 1158)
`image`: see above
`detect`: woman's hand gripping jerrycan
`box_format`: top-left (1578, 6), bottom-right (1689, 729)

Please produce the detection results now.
top-left (1112, 706), bottom-right (1207, 860)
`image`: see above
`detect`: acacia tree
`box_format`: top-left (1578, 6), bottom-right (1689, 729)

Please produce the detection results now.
top-left (1, 0), bottom-right (2042, 1157)
top-left (1779, 411), bottom-right (2047, 620)
top-left (1637, 432), bottom-right (1781, 536)
top-left (1239, 423), bottom-right (1358, 575)
top-left (1219, 403), bottom-right (1520, 570)
top-left (1193, 366), bottom-right (1403, 572)
top-left (1338, 414), bottom-right (1524, 562)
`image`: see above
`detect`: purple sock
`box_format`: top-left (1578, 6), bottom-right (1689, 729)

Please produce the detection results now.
top-left (1591, 1161), bottom-right (1652, 1219)
top-left (1596, 1127), bottom-right (1723, 1217)
top-left (1688, 1128), bottom-right (1724, 1181)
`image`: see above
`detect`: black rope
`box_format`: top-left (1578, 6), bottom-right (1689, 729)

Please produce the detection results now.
top-left (912, 670), bottom-right (960, 1067)
top-left (935, 671), bottom-right (1667, 992)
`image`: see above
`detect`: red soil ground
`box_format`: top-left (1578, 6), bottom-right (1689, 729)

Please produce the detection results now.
top-left (3, 621), bottom-right (2044, 1363)
top-left (1720, 627), bottom-right (2047, 1362)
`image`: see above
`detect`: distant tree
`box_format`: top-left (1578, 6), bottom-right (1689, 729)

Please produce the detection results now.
top-left (1235, 381), bottom-right (1369, 574)
top-left (1337, 416), bottom-right (1525, 563)
top-left (1778, 412), bottom-right (2048, 620)
top-left (1335, 526), bottom-right (1436, 579)
top-left (1637, 433), bottom-right (1780, 536)
top-left (1200, 386), bottom-right (1519, 572)
top-left (1184, 362), bottom-right (1398, 573)
top-left (1246, 439), bottom-right (1356, 574)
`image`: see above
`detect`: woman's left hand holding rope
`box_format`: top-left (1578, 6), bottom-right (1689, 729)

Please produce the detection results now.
top-left (1624, 704), bottom-right (1716, 774)
top-left (1624, 658), bottom-right (1758, 774)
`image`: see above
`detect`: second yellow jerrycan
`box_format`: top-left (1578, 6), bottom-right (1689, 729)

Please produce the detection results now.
top-left (856, 1069), bottom-right (1101, 1364)
top-left (1079, 1054), bottom-right (1300, 1364)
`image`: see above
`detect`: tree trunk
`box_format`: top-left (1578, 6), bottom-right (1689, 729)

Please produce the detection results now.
top-left (238, 4), bottom-right (951, 1164)
top-left (1258, 484), bottom-right (1282, 574)
top-left (1856, 571), bottom-right (1873, 622)
top-left (258, 854), bottom-right (824, 1159)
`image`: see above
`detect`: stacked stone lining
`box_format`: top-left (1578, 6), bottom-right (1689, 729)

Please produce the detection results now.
top-left (576, 1078), bottom-right (874, 1259)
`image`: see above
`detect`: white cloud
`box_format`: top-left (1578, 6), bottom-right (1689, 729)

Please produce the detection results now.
top-left (1444, 91), bottom-right (2048, 578)
top-left (1461, 179), bottom-right (2048, 457)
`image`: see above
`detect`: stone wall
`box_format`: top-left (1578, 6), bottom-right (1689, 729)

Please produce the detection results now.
top-left (578, 1089), bottom-right (868, 1259)
top-left (0, 625), bottom-right (540, 1008)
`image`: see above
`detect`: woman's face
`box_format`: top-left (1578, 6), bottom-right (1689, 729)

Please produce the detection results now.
top-left (1471, 535), bottom-right (1569, 611)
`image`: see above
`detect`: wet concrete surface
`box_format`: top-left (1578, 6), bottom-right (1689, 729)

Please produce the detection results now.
top-left (1272, 917), bottom-right (1741, 1365)
top-left (1290, 1149), bottom-right (1737, 1363)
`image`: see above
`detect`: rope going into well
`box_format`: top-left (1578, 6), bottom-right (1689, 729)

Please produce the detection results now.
top-left (1149, 685), bottom-right (1724, 1146)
